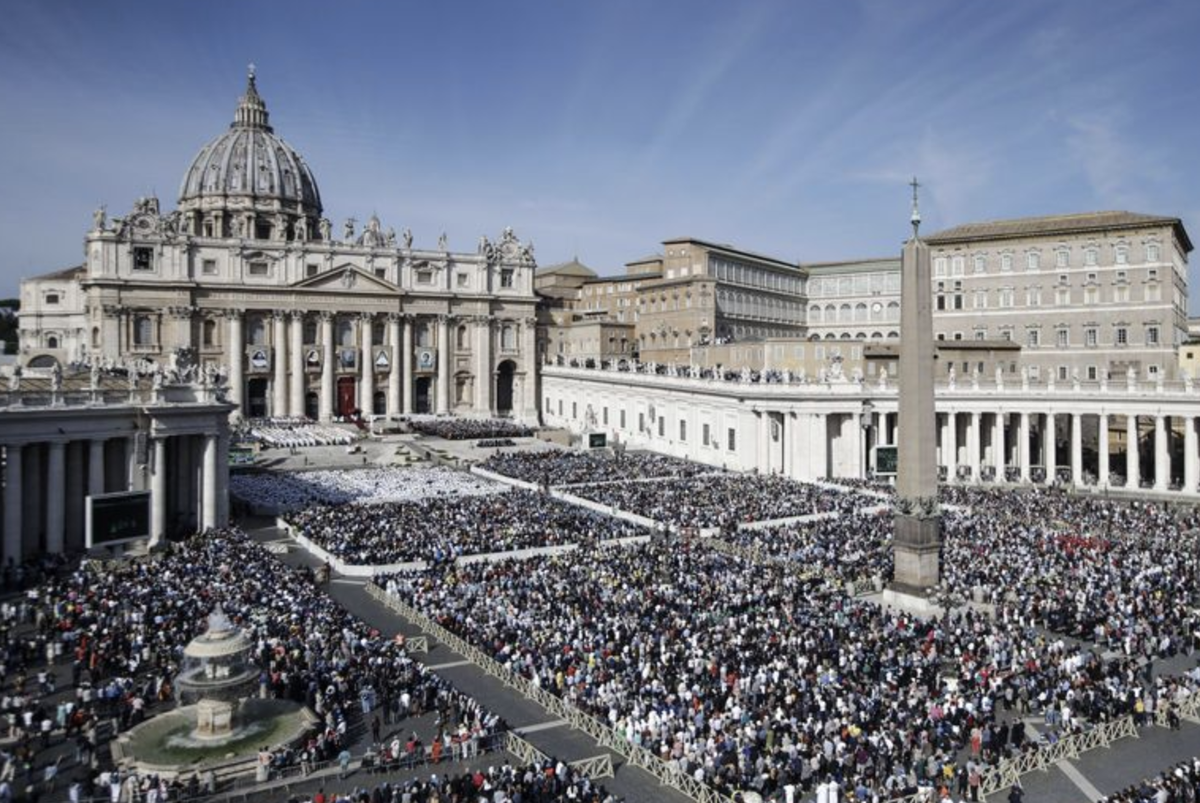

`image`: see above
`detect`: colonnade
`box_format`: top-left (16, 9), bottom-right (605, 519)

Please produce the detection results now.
top-left (0, 391), bottom-right (230, 565)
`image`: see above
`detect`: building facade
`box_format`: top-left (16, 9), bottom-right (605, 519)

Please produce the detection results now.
top-left (18, 71), bottom-right (540, 423)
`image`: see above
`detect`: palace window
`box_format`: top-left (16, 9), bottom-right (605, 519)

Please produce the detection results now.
top-left (248, 261), bottom-right (269, 276)
top-left (500, 269), bottom-right (514, 288)
top-left (202, 259), bottom-right (218, 275)
top-left (45, 293), bottom-right (59, 306)
top-left (728, 428), bottom-right (737, 451)
top-left (1147, 326), bottom-right (1160, 346)
top-left (133, 247), bottom-right (154, 271)
top-left (133, 314), bottom-right (154, 346)
top-left (1085, 328), bottom-right (1098, 347)
top-left (1146, 243), bottom-right (1160, 262)
top-left (1115, 327), bottom-right (1128, 346)
top-left (306, 263), bottom-right (319, 277)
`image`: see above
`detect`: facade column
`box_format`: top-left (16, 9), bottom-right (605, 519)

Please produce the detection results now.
top-left (1155, 414), bottom-right (1169, 492)
top-left (1186, 416), bottom-right (1199, 494)
top-left (289, 311), bottom-right (305, 418)
top-left (386, 313), bottom-right (402, 418)
top-left (319, 312), bottom-right (335, 422)
top-left (521, 316), bottom-right (538, 420)
top-left (1043, 413), bottom-right (1057, 484)
top-left (272, 310), bottom-right (288, 417)
top-left (226, 310), bottom-right (244, 415)
top-left (1071, 412), bottom-right (1083, 486)
top-left (475, 316), bottom-right (493, 416)
top-left (3, 445), bottom-right (22, 564)
top-left (994, 413), bottom-right (1006, 482)
top-left (1098, 414), bottom-right (1110, 487)
top-left (436, 315), bottom-right (451, 415)
top-left (756, 411), bottom-right (770, 473)
top-left (1019, 412), bottom-right (1031, 482)
top-left (45, 441), bottom-right (65, 554)
top-left (968, 411), bottom-right (981, 482)
top-left (201, 434), bottom-right (218, 531)
top-left (360, 313), bottom-right (375, 417)
top-left (150, 437), bottom-right (167, 544)
top-left (1126, 414), bottom-right (1140, 488)
top-left (402, 315), bottom-right (414, 415)
top-left (126, 436), bottom-right (140, 491)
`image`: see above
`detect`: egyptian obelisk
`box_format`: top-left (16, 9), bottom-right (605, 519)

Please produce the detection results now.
top-left (891, 178), bottom-right (941, 593)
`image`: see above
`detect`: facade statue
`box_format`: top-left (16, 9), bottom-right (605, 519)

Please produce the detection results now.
top-left (319, 218), bottom-right (332, 242)
top-left (438, 232), bottom-right (448, 251)
top-left (402, 228), bottom-right (413, 249)
top-left (7, 366), bottom-right (21, 392)
top-left (385, 227), bottom-right (396, 247)
top-left (90, 361), bottom-right (101, 392)
top-left (93, 205), bottom-right (107, 232)
top-left (294, 218), bottom-right (307, 242)
top-left (50, 364), bottom-right (62, 393)
top-left (343, 218), bottom-right (355, 242)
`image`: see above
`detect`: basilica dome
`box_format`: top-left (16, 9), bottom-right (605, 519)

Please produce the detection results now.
top-left (177, 70), bottom-right (322, 232)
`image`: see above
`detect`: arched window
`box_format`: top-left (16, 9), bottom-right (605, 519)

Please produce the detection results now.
top-left (501, 324), bottom-right (516, 351)
top-left (303, 318), bottom-right (317, 345)
top-left (854, 303), bottom-right (868, 322)
top-left (203, 319), bottom-right (217, 347)
top-left (337, 318), bottom-right (355, 347)
top-left (457, 325), bottom-right (468, 349)
top-left (92, 327), bottom-right (100, 348)
top-left (373, 321), bottom-right (386, 344)
top-left (416, 323), bottom-right (431, 347)
top-left (809, 305), bottom-right (821, 323)
top-left (46, 334), bottom-right (59, 349)
top-left (839, 304), bottom-right (852, 323)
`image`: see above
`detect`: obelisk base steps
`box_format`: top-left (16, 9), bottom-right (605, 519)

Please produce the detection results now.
top-left (892, 513), bottom-right (940, 588)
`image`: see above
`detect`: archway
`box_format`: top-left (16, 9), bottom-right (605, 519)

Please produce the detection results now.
top-left (247, 378), bottom-right (269, 418)
top-left (414, 377), bottom-right (432, 414)
top-left (304, 391), bottom-right (319, 420)
top-left (27, 355), bottom-right (59, 369)
top-left (496, 360), bottom-right (516, 415)
top-left (372, 390), bottom-right (386, 416)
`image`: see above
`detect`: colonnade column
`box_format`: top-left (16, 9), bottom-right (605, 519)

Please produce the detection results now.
top-left (361, 313), bottom-right (375, 417)
top-left (1044, 413), bottom-right (1056, 483)
top-left (387, 313), bottom-right (402, 418)
top-left (88, 438), bottom-right (106, 498)
top-left (1155, 415), bottom-right (1168, 492)
top-left (289, 311), bottom-right (305, 418)
top-left (319, 312), bottom-right (335, 422)
top-left (1019, 412), bottom-right (1031, 482)
top-left (402, 315), bottom-right (414, 415)
top-left (994, 413), bottom-right (1006, 482)
top-left (968, 411), bottom-right (981, 482)
top-left (150, 437), bottom-right (166, 544)
top-left (436, 315), bottom-right (451, 415)
top-left (521, 316), bottom-right (538, 420)
top-left (756, 410), bottom-right (770, 473)
top-left (45, 441), bottom-right (65, 554)
top-left (1126, 415), bottom-right (1140, 488)
top-left (1098, 414), bottom-right (1110, 487)
top-left (3, 445), bottom-right (22, 563)
top-left (1185, 416), bottom-right (1199, 494)
top-left (201, 434), bottom-right (218, 531)
top-left (945, 412), bottom-right (958, 480)
top-left (1071, 412), bottom-right (1083, 486)
top-left (227, 310), bottom-right (244, 414)
top-left (272, 310), bottom-right (288, 417)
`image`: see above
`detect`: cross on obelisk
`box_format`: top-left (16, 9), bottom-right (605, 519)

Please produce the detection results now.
top-left (891, 176), bottom-right (941, 593)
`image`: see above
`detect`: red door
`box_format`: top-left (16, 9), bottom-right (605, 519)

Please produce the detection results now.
top-left (337, 377), bottom-right (357, 417)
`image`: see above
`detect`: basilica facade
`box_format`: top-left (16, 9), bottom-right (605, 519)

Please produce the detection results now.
top-left (18, 71), bottom-right (540, 422)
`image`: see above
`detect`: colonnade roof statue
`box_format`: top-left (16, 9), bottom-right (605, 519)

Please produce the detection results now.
top-left (892, 177), bottom-right (941, 593)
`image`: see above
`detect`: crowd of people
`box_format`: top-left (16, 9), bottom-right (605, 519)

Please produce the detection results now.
top-left (730, 510), bottom-right (895, 582)
top-left (480, 450), bottom-right (717, 486)
top-left (407, 418), bottom-right (535, 441)
top-left (238, 418), bottom-right (356, 448)
top-left (0, 528), bottom-right (506, 802)
top-left (231, 467), bottom-right (506, 512)
top-left (569, 474), bottom-right (868, 528)
top-left (289, 490), bottom-right (648, 565)
top-left (292, 759), bottom-right (622, 803)
top-left (1098, 757), bottom-right (1200, 803)
top-left (375, 513), bottom-right (1200, 802)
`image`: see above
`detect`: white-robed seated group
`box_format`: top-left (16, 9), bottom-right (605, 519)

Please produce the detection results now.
top-left (238, 417), bottom-right (355, 448)
top-left (230, 466), bottom-right (506, 512)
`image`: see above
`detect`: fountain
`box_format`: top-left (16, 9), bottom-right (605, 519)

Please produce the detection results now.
top-left (113, 606), bottom-right (317, 779)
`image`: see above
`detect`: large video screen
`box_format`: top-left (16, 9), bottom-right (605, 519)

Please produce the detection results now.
top-left (87, 491), bottom-right (151, 547)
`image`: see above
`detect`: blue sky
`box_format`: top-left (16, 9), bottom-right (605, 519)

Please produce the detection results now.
top-left (2, 0), bottom-right (1199, 305)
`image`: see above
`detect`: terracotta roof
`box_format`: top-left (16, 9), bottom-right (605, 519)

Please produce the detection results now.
top-left (925, 211), bottom-right (1192, 251)
top-left (535, 258), bottom-right (596, 277)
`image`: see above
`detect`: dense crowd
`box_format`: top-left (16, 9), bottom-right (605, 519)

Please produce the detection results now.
top-left (730, 510), bottom-right (894, 582)
top-left (408, 418), bottom-right (535, 441)
top-left (569, 474), bottom-right (867, 528)
top-left (480, 450), bottom-right (718, 486)
top-left (0, 528), bottom-right (504, 802)
top-left (377, 527), bottom-right (1200, 801)
top-left (1098, 757), bottom-right (1200, 803)
top-left (231, 467), bottom-right (506, 512)
top-left (289, 490), bottom-right (648, 565)
top-left (295, 759), bottom-right (622, 803)
top-left (238, 418), bottom-right (355, 448)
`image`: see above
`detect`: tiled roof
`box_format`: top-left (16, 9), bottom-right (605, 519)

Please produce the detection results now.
top-left (26, 264), bottom-right (85, 282)
top-left (926, 211), bottom-right (1191, 251)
